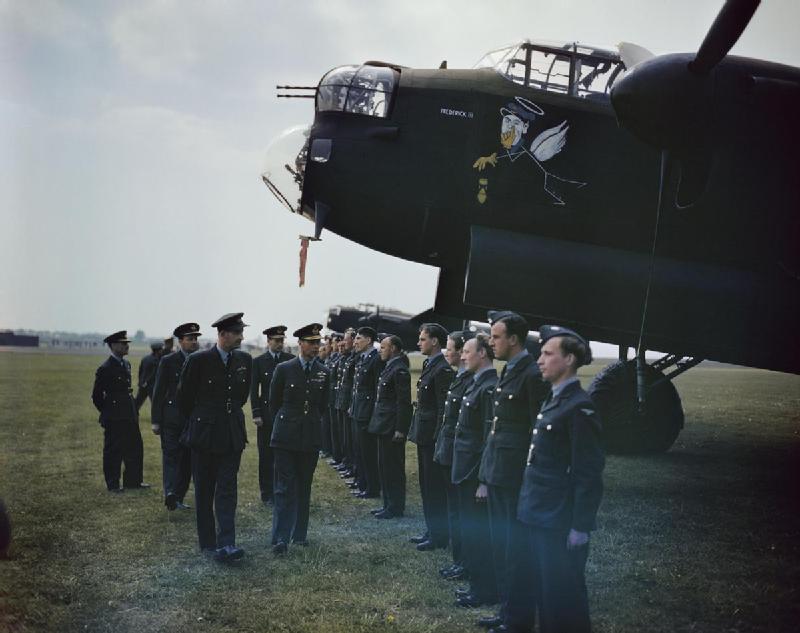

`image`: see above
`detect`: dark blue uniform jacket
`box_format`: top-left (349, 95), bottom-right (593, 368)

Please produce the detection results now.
top-left (368, 355), bottom-right (412, 436)
top-left (408, 353), bottom-right (455, 447)
top-left (92, 356), bottom-right (137, 425)
top-left (269, 357), bottom-right (329, 452)
top-left (451, 367), bottom-right (498, 484)
top-left (250, 350), bottom-right (295, 419)
top-left (517, 380), bottom-right (604, 532)
top-left (349, 348), bottom-right (385, 426)
top-left (434, 369), bottom-right (474, 466)
top-left (151, 350), bottom-right (189, 428)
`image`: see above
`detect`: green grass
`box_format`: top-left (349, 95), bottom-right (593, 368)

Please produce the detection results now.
top-left (0, 352), bottom-right (798, 632)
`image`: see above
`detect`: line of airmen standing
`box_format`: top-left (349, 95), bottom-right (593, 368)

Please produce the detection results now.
top-left (91, 309), bottom-right (604, 633)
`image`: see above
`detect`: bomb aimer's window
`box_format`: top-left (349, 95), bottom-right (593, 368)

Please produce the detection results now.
top-left (317, 65), bottom-right (397, 118)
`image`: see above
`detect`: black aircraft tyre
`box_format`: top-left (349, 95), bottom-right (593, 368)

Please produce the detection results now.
top-left (588, 360), bottom-right (684, 454)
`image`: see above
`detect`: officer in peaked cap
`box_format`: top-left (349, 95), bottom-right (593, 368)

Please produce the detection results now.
top-left (135, 340), bottom-right (165, 411)
top-left (250, 325), bottom-right (295, 505)
top-left (91, 331), bottom-right (148, 492)
top-left (268, 323), bottom-right (329, 554)
top-left (177, 313), bottom-right (252, 562)
top-left (151, 322), bottom-right (202, 511)
top-left (504, 325), bottom-right (603, 633)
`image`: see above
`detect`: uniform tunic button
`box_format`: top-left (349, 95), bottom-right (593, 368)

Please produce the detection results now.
top-left (494, 401), bottom-right (499, 406)
top-left (533, 429), bottom-right (538, 435)
top-left (462, 396), bottom-right (467, 400)
top-left (228, 386), bottom-right (232, 390)
top-left (508, 395), bottom-right (513, 399)
top-left (547, 424), bottom-right (552, 430)
top-left (537, 413), bottom-right (543, 419)
top-left (496, 388), bottom-right (501, 392)
top-left (493, 417), bottom-right (498, 422)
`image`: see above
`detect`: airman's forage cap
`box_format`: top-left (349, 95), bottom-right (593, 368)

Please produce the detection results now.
top-left (174, 322), bottom-right (202, 338)
top-left (212, 313), bottom-right (248, 333)
top-left (294, 323), bottom-right (324, 341)
top-left (538, 325), bottom-right (590, 350)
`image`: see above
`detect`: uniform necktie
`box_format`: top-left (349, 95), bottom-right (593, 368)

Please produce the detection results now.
top-left (423, 358), bottom-right (429, 370)
top-left (304, 362), bottom-right (311, 379)
top-left (500, 364), bottom-right (507, 381)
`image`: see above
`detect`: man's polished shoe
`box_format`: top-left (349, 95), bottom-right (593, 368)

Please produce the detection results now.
top-left (477, 615), bottom-right (503, 629)
top-left (416, 540), bottom-right (445, 552)
top-left (445, 567), bottom-right (469, 581)
top-left (456, 594), bottom-right (490, 608)
top-left (124, 482), bottom-right (151, 489)
top-left (439, 563), bottom-right (458, 577)
top-left (214, 545), bottom-right (245, 562)
top-left (176, 501), bottom-right (191, 510)
top-left (200, 547), bottom-right (216, 557)
top-left (272, 541), bottom-right (288, 555)
top-left (408, 534), bottom-right (428, 544)
top-left (328, 459), bottom-right (340, 466)
top-left (165, 492), bottom-right (178, 511)
top-left (375, 510), bottom-right (401, 519)
top-left (370, 507), bottom-right (386, 515)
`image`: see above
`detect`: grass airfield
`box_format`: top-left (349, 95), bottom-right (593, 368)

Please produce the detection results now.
top-left (0, 351), bottom-right (798, 632)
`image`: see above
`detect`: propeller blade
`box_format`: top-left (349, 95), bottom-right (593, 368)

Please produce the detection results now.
top-left (690, 0), bottom-right (760, 75)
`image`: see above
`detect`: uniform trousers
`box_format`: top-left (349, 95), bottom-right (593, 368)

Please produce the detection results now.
top-left (256, 423), bottom-right (275, 502)
top-left (351, 416), bottom-right (366, 489)
top-left (487, 483), bottom-right (526, 617)
top-left (338, 410), bottom-right (352, 467)
top-left (358, 426), bottom-right (380, 496)
top-left (320, 406), bottom-right (332, 455)
top-left (271, 448), bottom-right (318, 545)
top-left (440, 464), bottom-right (462, 563)
top-left (416, 444), bottom-right (448, 545)
top-left (191, 449), bottom-right (242, 550)
top-left (457, 477), bottom-right (498, 603)
top-left (103, 420), bottom-right (143, 490)
top-left (160, 424), bottom-right (191, 501)
top-left (378, 434), bottom-right (406, 515)
top-left (329, 405), bottom-right (343, 462)
top-left (505, 528), bottom-right (591, 633)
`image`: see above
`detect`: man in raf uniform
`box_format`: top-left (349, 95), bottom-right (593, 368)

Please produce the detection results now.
top-left (135, 341), bottom-right (164, 411)
top-left (269, 323), bottom-right (329, 554)
top-left (349, 327), bottom-right (384, 499)
top-left (326, 333), bottom-right (344, 466)
top-left (451, 333), bottom-right (499, 609)
top-left (503, 326), bottom-right (604, 633)
top-left (368, 334), bottom-right (412, 519)
top-left (479, 311), bottom-right (550, 630)
top-left (434, 331), bottom-right (473, 585)
top-left (151, 322), bottom-right (201, 511)
top-left (250, 325), bottom-right (295, 506)
top-left (334, 329), bottom-right (357, 483)
top-left (318, 336), bottom-right (333, 458)
top-left (92, 331), bottom-right (148, 492)
top-left (177, 313), bottom-right (252, 562)
top-left (408, 323), bottom-right (455, 551)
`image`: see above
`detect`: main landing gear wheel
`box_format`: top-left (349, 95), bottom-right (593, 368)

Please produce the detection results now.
top-left (588, 360), bottom-right (684, 454)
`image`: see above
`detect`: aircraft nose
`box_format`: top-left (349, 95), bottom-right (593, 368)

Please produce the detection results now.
top-left (261, 124), bottom-right (311, 214)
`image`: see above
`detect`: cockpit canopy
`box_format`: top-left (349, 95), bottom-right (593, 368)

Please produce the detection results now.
top-left (475, 40), bottom-right (633, 100)
top-left (317, 64), bottom-right (399, 118)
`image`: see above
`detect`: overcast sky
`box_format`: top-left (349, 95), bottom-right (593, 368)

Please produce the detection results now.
top-left (2, 0), bottom-right (798, 346)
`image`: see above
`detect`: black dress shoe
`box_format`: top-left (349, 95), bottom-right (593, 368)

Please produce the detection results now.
top-left (272, 541), bottom-right (288, 555)
top-left (124, 482), bottom-right (151, 489)
top-left (477, 615), bottom-right (503, 629)
top-left (445, 568), bottom-right (469, 581)
top-left (165, 492), bottom-right (178, 511)
top-left (456, 594), bottom-right (490, 608)
top-left (214, 545), bottom-right (245, 562)
top-left (409, 534), bottom-right (428, 544)
top-left (370, 507), bottom-right (386, 515)
top-left (455, 587), bottom-right (471, 597)
top-left (439, 563), bottom-right (458, 576)
top-left (441, 563), bottom-right (464, 578)
top-left (176, 501), bottom-right (192, 510)
top-left (375, 510), bottom-right (401, 519)
top-left (416, 540), bottom-right (445, 552)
